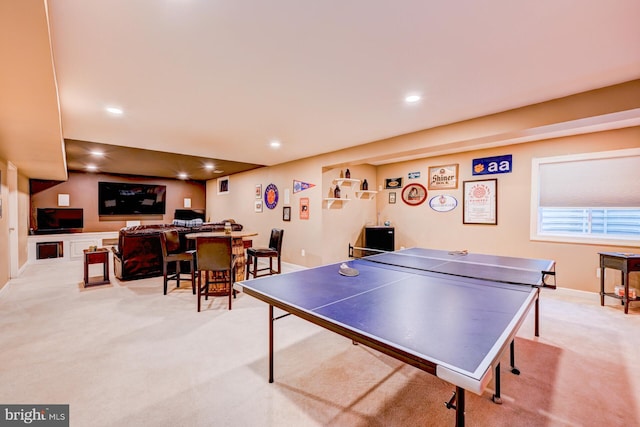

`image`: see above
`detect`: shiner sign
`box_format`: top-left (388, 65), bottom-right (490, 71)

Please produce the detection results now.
top-left (428, 164), bottom-right (459, 190)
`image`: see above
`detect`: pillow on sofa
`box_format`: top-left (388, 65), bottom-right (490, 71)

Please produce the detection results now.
top-left (172, 218), bottom-right (203, 227)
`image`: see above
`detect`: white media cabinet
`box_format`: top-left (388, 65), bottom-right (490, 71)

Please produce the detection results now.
top-left (28, 231), bottom-right (119, 264)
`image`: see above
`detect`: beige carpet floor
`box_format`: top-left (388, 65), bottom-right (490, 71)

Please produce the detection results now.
top-left (1, 258), bottom-right (639, 427)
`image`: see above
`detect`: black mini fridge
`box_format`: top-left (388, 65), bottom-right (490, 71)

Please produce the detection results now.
top-left (364, 226), bottom-right (395, 253)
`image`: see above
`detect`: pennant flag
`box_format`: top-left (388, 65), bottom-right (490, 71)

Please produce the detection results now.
top-left (293, 180), bottom-right (316, 193)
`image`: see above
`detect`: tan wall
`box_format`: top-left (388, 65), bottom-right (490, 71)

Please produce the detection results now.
top-left (30, 172), bottom-right (206, 232)
top-left (0, 160), bottom-right (30, 288)
top-left (375, 127), bottom-right (640, 292)
top-left (0, 159), bottom-right (8, 289)
top-left (205, 158), bottom-right (381, 267)
top-left (206, 157), bottom-right (327, 267)
top-left (321, 164), bottom-right (378, 263)
top-left (209, 128), bottom-right (639, 292)
top-left (18, 172), bottom-right (30, 269)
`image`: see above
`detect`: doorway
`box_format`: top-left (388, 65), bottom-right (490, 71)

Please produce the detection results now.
top-left (8, 162), bottom-right (19, 278)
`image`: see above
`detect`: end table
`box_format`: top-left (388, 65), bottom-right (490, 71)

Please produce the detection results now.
top-left (84, 248), bottom-right (110, 287)
top-left (599, 252), bottom-right (640, 314)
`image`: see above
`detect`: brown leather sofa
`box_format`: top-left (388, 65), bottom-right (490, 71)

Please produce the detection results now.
top-left (112, 221), bottom-right (243, 281)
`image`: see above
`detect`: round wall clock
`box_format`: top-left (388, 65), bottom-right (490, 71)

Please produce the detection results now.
top-left (401, 183), bottom-right (428, 206)
top-left (264, 183), bottom-right (279, 209)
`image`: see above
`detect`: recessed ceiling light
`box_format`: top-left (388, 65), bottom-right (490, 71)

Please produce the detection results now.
top-left (204, 164), bottom-right (214, 170)
top-left (405, 95), bottom-right (421, 103)
top-left (86, 165), bottom-right (98, 171)
top-left (270, 140), bottom-right (281, 148)
top-left (90, 150), bottom-right (104, 157)
top-left (213, 169), bottom-right (223, 174)
top-left (106, 106), bottom-right (123, 115)
top-left (178, 173), bottom-right (188, 180)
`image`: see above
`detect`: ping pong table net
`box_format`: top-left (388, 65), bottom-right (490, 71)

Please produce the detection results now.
top-left (348, 244), bottom-right (556, 289)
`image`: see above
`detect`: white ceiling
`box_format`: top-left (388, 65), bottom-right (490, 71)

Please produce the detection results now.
top-left (2, 1), bottom-right (640, 180)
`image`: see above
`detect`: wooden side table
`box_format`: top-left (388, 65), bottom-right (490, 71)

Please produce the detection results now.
top-left (84, 248), bottom-right (110, 287)
top-left (599, 252), bottom-right (640, 314)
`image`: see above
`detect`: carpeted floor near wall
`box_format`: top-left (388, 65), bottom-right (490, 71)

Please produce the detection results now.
top-left (1, 258), bottom-right (638, 427)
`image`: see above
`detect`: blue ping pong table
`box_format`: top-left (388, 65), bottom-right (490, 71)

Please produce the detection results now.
top-left (237, 247), bottom-right (556, 426)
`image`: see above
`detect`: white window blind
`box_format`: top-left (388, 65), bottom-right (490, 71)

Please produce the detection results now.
top-left (539, 156), bottom-right (640, 207)
top-left (531, 148), bottom-right (640, 246)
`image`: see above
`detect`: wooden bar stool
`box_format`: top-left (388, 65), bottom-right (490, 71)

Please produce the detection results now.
top-left (160, 229), bottom-right (195, 295)
top-left (246, 229), bottom-right (284, 279)
top-left (196, 236), bottom-right (238, 311)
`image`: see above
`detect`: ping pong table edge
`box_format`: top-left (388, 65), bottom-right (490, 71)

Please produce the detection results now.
top-left (436, 287), bottom-right (538, 395)
top-left (348, 245), bottom-right (557, 289)
top-left (237, 279), bottom-right (540, 427)
top-left (236, 277), bottom-right (539, 396)
top-left (235, 251), bottom-right (555, 427)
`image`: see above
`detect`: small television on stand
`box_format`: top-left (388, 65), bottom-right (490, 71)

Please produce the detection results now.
top-left (36, 208), bottom-right (84, 234)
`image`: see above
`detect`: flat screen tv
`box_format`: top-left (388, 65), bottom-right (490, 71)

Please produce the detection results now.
top-left (98, 182), bottom-right (167, 215)
top-left (36, 208), bottom-right (84, 233)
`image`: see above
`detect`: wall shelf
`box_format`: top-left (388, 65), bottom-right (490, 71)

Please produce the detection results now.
top-left (332, 178), bottom-right (360, 187)
top-left (323, 198), bottom-right (350, 208)
top-left (355, 190), bottom-right (378, 199)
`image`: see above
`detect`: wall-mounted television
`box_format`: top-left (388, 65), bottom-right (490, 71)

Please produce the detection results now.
top-left (98, 182), bottom-right (167, 215)
top-left (36, 208), bottom-right (84, 233)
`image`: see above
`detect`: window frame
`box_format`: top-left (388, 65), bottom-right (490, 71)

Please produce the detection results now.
top-left (530, 148), bottom-right (640, 247)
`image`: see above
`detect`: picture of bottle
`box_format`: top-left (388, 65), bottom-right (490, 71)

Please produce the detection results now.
top-left (345, 169), bottom-right (351, 179)
top-left (362, 179), bottom-right (368, 190)
top-left (334, 184), bottom-right (341, 198)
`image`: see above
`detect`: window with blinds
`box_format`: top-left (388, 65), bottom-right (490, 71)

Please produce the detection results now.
top-left (531, 148), bottom-right (640, 246)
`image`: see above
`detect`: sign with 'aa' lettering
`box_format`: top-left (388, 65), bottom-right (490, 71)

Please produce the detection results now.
top-left (472, 154), bottom-right (512, 175)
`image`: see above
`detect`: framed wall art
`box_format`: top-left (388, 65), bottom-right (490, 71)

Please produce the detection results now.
top-left (428, 164), bottom-right (458, 190)
top-left (389, 192), bottom-right (396, 204)
top-left (401, 183), bottom-right (428, 206)
top-left (217, 176), bottom-right (230, 195)
top-left (463, 179), bottom-right (497, 225)
top-left (57, 194), bottom-right (70, 207)
top-left (385, 177), bottom-right (402, 189)
top-left (254, 200), bottom-right (263, 213)
top-left (428, 194), bottom-right (458, 212)
top-left (299, 198), bottom-right (309, 220)
top-left (255, 184), bottom-right (262, 199)
top-left (264, 183), bottom-right (279, 209)
top-left (283, 206), bottom-right (291, 221)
